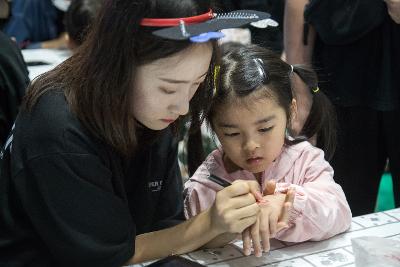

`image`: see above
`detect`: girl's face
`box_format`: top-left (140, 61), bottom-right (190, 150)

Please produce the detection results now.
top-left (213, 95), bottom-right (291, 175)
top-left (133, 43), bottom-right (213, 130)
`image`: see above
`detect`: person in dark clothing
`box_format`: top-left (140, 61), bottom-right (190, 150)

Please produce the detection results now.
top-left (0, 30), bottom-right (30, 146)
top-left (219, 0), bottom-right (285, 52)
top-left (284, 0), bottom-right (400, 216)
top-left (3, 0), bottom-right (68, 49)
top-left (0, 1), bottom-right (293, 266)
top-left (64, 0), bottom-right (104, 50)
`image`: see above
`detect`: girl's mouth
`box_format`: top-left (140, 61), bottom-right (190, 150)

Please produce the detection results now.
top-left (246, 157), bottom-right (263, 165)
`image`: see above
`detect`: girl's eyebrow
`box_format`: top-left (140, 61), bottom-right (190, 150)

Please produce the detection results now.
top-left (255, 115), bottom-right (276, 124)
top-left (159, 71), bottom-right (208, 84)
top-left (218, 115), bottom-right (276, 128)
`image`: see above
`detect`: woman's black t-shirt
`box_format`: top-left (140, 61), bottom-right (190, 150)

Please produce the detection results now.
top-left (0, 90), bottom-right (184, 267)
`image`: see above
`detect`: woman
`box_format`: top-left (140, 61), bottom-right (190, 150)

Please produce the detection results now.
top-left (0, 1), bottom-right (289, 266)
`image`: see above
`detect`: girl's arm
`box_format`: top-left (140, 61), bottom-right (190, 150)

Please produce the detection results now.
top-left (275, 148), bottom-right (352, 242)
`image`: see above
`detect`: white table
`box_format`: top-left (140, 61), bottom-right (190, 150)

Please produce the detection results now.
top-left (21, 49), bottom-right (71, 80)
top-left (133, 208), bottom-right (400, 267)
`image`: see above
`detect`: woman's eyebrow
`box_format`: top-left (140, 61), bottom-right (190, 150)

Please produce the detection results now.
top-left (159, 71), bottom-right (208, 84)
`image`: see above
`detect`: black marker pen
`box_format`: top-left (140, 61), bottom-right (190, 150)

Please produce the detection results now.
top-left (208, 174), bottom-right (232, 187)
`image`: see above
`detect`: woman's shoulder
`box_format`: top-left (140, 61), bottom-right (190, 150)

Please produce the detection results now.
top-left (14, 89), bottom-right (103, 158)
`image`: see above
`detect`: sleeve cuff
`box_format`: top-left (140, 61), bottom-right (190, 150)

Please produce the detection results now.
top-left (275, 183), bottom-right (307, 225)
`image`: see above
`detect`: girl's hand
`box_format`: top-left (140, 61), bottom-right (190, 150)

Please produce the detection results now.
top-left (209, 180), bottom-right (262, 235)
top-left (242, 181), bottom-right (295, 256)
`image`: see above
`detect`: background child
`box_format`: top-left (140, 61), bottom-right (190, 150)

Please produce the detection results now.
top-left (184, 43), bottom-right (352, 257)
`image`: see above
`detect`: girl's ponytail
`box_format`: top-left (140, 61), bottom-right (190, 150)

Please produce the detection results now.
top-left (292, 65), bottom-right (337, 160)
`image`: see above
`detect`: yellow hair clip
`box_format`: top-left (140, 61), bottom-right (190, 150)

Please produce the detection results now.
top-left (213, 65), bottom-right (220, 96)
top-left (312, 87), bottom-right (320, 93)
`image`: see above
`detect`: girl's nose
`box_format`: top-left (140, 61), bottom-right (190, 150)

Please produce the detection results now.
top-left (243, 139), bottom-right (260, 153)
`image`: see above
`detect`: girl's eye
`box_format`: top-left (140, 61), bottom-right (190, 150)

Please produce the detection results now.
top-left (259, 127), bottom-right (273, 133)
top-left (224, 132), bottom-right (239, 137)
top-left (160, 87), bottom-right (176, 94)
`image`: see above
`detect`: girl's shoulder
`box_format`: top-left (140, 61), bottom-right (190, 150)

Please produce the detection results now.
top-left (282, 141), bottom-right (325, 160)
top-left (272, 141), bottom-right (329, 174)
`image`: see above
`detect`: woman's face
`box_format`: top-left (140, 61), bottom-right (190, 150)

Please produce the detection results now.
top-left (133, 43), bottom-right (213, 130)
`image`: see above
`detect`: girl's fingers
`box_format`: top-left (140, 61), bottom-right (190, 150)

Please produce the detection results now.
top-left (250, 219), bottom-right (262, 257)
top-left (242, 228), bottom-right (252, 256)
top-left (278, 202), bottom-right (293, 225)
top-left (259, 217), bottom-right (270, 252)
top-left (263, 180), bottom-right (276, 195)
top-left (284, 188), bottom-right (296, 205)
top-left (269, 215), bottom-right (278, 237)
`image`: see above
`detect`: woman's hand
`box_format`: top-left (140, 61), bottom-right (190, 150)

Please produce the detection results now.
top-left (242, 181), bottom-right (295, 257)
top-left (208, 180), bottom-right (263, 235)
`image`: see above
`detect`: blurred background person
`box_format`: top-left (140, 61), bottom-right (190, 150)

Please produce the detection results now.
top-left (3, 0), bottom-right (70, 49)
top-left (219, 0), bottom-right (284, 53)
top-left (284, 0), bottom-right (400, 216)
top-left (63, 0), bottom-right (103, 50)
top-left (0, 0), bottom-right (30, 146)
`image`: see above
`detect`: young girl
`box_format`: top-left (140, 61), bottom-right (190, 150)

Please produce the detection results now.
top-left (0, 2), bottom-right (276, 266)
top-left (184, 43), bottom-right (352, 257)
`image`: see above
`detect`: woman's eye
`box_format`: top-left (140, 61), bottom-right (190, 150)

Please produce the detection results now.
top-left (259, 127), bottom-right (273, 133)
top-left (160, 87), bottom-right (176, 94)
top-left (224, 132), bottom-right (239, 137)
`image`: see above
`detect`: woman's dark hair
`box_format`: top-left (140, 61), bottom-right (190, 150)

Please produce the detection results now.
top-left (207, 43), bottom-right (336, 160)
top-left (64, 0), bottom-right (104, 46)
top-left (24, 0), bottom-right (218, 156)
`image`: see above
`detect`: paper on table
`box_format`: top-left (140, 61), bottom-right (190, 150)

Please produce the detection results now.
top-left (21, 49), bottom-right (71, 80)
top-left (352, 236), bottom-right (400, 267)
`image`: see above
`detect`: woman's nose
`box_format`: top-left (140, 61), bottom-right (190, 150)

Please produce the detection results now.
top-left (171, 95), bottom-right (189, 116)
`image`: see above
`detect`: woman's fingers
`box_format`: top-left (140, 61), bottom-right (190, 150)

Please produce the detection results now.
top-left (232, 202), bottom-right (260, 219)
top-left (229, 193), bottom-right (257, 209)
top-left (228, 180), bottom-right (263, 201)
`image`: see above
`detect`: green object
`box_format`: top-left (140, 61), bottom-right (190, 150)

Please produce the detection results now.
top-left (375, 173), bottom-right (395, 212)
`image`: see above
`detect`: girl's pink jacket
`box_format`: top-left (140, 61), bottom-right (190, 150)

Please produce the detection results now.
top-left (184, 141), bottom-right (352, 242)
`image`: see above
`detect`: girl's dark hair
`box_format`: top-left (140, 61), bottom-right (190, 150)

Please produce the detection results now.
top-left (64, 0), bottom-right (104, 46)
top-left (208, 43), bottom-right (336, 160)
top-left (24, 0), bottom-right (217, 156)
